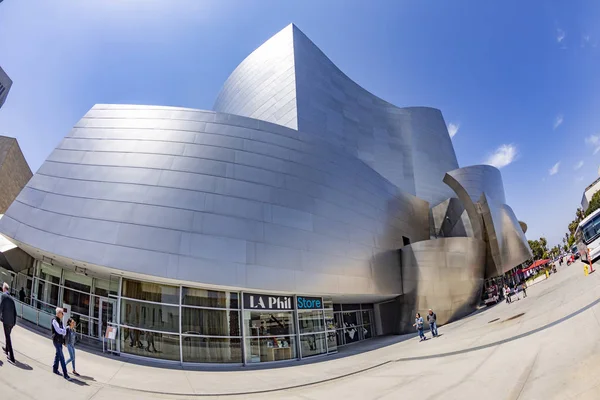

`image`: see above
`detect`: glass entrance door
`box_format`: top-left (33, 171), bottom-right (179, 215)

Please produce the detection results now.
top-left (98, 298), bottom-right (117, 339)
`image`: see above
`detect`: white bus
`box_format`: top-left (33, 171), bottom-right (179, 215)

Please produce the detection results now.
top-left (575, 207), bottom-right (600, 263)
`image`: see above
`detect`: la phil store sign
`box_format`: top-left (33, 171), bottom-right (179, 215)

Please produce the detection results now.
top-left (243, 293), bottom-right (323, 310)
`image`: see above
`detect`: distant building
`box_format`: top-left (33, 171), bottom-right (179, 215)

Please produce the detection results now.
top-left (582, 177), bottom-right (600, 211)
top-left (0, 66), bottom-right (12, 109)
top-left (0, 136), bottom-right (32, 213)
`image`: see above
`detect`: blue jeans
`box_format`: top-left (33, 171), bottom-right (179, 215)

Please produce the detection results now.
top-left (418, 328), bottom-right (425, 339)
top-left (66, 344), bottom-right (76, 371)
top-left (430, 322), bottom-right (438, 337)
top-left (53, 342), bottom-right (67, 377)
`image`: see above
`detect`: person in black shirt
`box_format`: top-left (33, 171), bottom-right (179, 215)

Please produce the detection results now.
top-left (0, 282), bottom-right (17, 364)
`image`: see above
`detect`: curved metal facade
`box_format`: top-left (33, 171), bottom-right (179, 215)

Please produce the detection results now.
top-left (0, 24), bottom-right (532, 339)
top-left (214, 24), bottom-right (459, 206)
top-left (0, 104), bottom-right (430, 299)
top-left (444, 165), bottom-right (532, 277)
top-left (400, 237), bottom-right (486, 330)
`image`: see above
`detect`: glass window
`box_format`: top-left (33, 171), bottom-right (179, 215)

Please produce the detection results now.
top-left (583, 215), bottom-right (600, 243)
top-left (36, 280), bottom-right (60, 309)
top-left (181, 308), bottom-right (240, 337)
top-left (63, 288), bottom-right (90, 316)
top-left (325, 310), bottom-right (335, 331)
top-left (182, 287), bottom-right (239, 309)
top-left (182, 337), bottom-right (242, 363)
top-left (326, 331), bottom-right (338, 353)
top-left (120, 328), bottom-right (180, 361)
top-left (122, 279), bottom-right (179, 304)
top-left (37, 263), bottom-right (61, 284)
top-left (244, 311), bottom-right (295, 337)
top-left (361, 311), bottom-right (371, 326)
top-left (298, 310), bottom-right (324, 334)
top-left (344, 323), bottom-right (360, 344)
top-left (342, 311), bottom-right (358, 326)
top-left (300, 333), bottom-right (327, 358)
top-left (63, 270), bottom-right (92, 292)
top-left (362, 324), bottom-right (372, 340)
top-left (120, 299), bottom-right (180, 333)
top-left (245, 336), bottom-right (297, 363)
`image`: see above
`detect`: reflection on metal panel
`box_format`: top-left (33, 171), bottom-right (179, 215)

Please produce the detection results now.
top-left (0, 105), bottom-right (430, 299)
top-left (214, 24), bottom-right (459, 206)
top-left (444, 166), bottom-right (532, 277)
top-left (399, 237), bottom-right (486, 332)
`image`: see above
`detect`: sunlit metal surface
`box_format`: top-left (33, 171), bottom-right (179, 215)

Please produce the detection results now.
top-left (215, 24), bottom-right (459, 206)
top-left (400, 237), bottom-right (486, 331)
top-left (0, 104), bottom-right (430, 298)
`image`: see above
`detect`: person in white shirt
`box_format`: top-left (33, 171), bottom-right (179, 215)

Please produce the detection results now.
top-left (51, 307), bottom-right (70, 380)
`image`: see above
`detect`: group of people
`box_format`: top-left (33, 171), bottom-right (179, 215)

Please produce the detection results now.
top-left (503, 282), bottom-right (527, 304)
top-left (0, 281), bottom-right (79, 380)
top-left (413, 309), bottom-right (438, 342)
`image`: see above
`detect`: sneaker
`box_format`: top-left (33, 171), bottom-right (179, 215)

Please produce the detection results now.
top-left (73, 371), bottom-right (80, 376)
top-left (64, 375), bottom-right (71, 381)
top-left (53, 370), bottom-right (62, 376)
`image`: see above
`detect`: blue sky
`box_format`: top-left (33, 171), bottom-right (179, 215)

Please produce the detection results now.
top-left (1, 0), bottom-right (599, 247)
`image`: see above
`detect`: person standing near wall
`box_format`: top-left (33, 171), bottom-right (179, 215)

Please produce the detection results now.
top-left (427, 309), bottom-right (438, 337)
top-left (0, 282), bottom-right (17, 364)
top-left (413, 313), bottom-right (426, 342)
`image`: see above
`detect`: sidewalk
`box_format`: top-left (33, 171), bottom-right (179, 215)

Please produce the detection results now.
top-left (1, 260), bottom-right (598, 399)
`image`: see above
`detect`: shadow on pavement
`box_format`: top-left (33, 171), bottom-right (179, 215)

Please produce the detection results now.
top-left (75, 374), bottom-right (96, 381)
top-left (69, 378), bottom-right (89, 387)
top-left (14, 360), bottom-right (32, 370)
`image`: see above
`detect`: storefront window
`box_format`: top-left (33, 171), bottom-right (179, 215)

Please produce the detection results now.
top-left (36, 280), bottom-right (59, 311)
top-left (120, 299), bottom-right (180, 333)
top-left (326, 331), bottom-right (338, 353)
top-left (182, 288), bottom-right (239, 309)
top-left (361, 310), bottom-right (371, 325)
top-left (120, 329), bottom-right (180, 361)
top-left (300, 333), bottom-right (327, 357)
top-left (244, 311), bottom-right (295, 337)
top-left (63, 270), bottom-right (92, 293)
top-left (37, 263), bottom-right (61, 284)
top-left (245, 336), bottom-right (297, 363)
top-left (181, 308), bottom-right (240, 336)
top-left (63, 288), bottom-right (90, 316)
top-left (182, 337), bottom-right (242, 363)
top-left (298, 310), bottom-right (324, 334)
top-left (122, 279), bottom-right (179, 304)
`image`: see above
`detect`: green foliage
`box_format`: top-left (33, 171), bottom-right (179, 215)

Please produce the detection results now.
top-left (585, 191), bottom-right (600, 217)
top-left (528, 237), bottom-right (549, 260)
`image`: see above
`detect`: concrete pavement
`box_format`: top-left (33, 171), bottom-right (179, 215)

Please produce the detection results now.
top-left (0, 260), bottom-right (599, 399)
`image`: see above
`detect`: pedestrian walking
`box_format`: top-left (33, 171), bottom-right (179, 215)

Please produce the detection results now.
top-left (51, 307), bottom-right (71, 380)
top-left (413, 312), bottom-right (426, 341)
top-left (521, 282), bottom-right (527, 298)
top-left (0, 282), bottom-right (17, 364)
top-left (427, 309), bottom-right (438, 337)
top-left (504, 285), bottom-right (512, 304)
top-left (65, 318), bottom-right (79, 376)
top-left (18, 287), bottom-right (25, 303)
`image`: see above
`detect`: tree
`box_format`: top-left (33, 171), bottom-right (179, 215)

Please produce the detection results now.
top-left (585, 192), bottom-right (600, 217)
top-left (528, 238), bottom-right (548, 260)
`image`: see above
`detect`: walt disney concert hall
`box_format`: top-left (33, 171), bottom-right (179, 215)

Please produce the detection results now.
top-left (0, 24), bottom-right (531, 365)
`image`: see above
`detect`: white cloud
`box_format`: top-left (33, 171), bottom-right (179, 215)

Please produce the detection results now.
top-left (549, 162), bottom-right (560, 176)
top-left (585, 134), bottom-right (600, 154)
top-left (577, 176), bottom-right (584, 182)
top-left (557, 29), bottom-right (566, 43)
top-left (483, 144), bottom-right (518, 169)
top-left (447, 122), bottom-right (459, 138)
top-left (553, 114), bottom-right (563, 129)
top-left (574, 160), bottom-right (584, 170)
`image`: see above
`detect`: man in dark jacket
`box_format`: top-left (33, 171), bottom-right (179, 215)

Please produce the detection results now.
top-left (0, 282), bottom-right (17, 364)
top-left (427, 309), bottom-right (438, 338)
